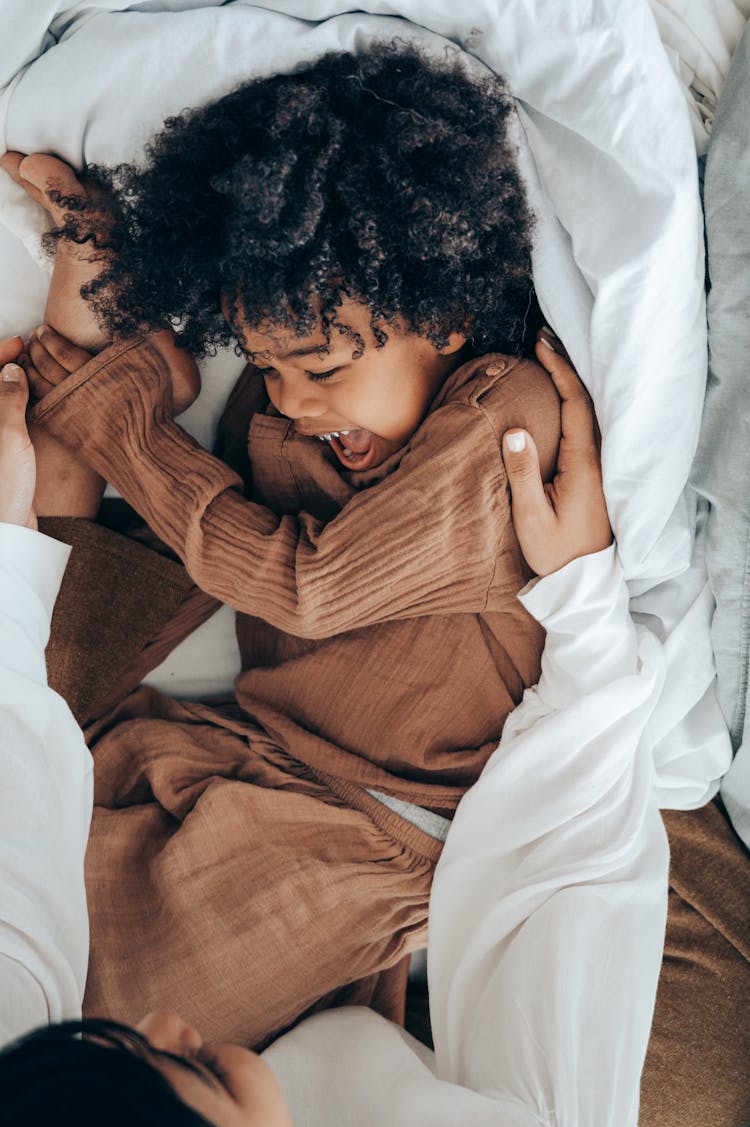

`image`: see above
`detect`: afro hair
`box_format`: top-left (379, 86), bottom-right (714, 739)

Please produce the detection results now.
top-left (55, 41), bottom-right (535, 359)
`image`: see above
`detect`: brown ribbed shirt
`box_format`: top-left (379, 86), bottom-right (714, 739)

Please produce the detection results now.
top-left (33, 340), bottom-right (561, 811)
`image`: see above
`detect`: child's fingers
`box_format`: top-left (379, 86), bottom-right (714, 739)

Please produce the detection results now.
top-left (26, 338), bottom-right (70, 388)
top-left (18, 354), bottom-right (56, 402)
top-left (31, 325), bottom-right (92, 373)
top-left (25, 326), bottom-right (92, 393)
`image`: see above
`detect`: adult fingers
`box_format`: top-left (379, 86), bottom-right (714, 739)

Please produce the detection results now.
top-left (534, 335), bottom-right (598, 455)
top-left (538, 325), bottom-right (572, 365)
top-left (502, 428), bottom-right (555, 531)
top-left (0, 364), bottom-right (37, 529)
top-left (0, 336), bottom-right (24, 366)
top-left (31, 325), bottom-right (92, 372)
top-left (0, 358), bottom-right (30, 412)
top-left (0, 363), bottom-right (30, 426)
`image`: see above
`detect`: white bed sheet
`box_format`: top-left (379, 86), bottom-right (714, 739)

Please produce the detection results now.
top-left (651, 0), bottom-right (750, 152)
top-left (0, 0), bottom-right (734, 778)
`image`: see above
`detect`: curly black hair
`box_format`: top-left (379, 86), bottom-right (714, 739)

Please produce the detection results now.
top-left (58, 41), bottom-right (534, 358)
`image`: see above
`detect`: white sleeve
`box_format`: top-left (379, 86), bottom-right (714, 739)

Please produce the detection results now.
top-left (428, 544), bottom-right (669, 1127)
top-left (0, 523), bottom-right (92, 1046)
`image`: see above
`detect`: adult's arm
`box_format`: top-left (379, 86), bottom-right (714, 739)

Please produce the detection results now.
top-left (428, 542), bottom-right (667, 1126)
top-left (0, 522), bottom-right (92, 1044)
top-left (427, 343), bottom-right (668, 1124)
top-left (31, 336), bottom-right (559, 637)
top-left (0, 359), bottom-right (92, 1044)
top-left (263, 543), bottom-right (668, 1127)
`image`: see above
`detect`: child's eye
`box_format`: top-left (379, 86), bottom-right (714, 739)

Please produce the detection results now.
top-left (306, 368), bottom-right (338, 383)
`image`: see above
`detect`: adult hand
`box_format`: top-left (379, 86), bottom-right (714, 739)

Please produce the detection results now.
top-left (502, 329), bottom-right (612, 576)
top-left (0, 151), bottom-right (111, 353)
top-left (0, 347), bottom-right (36, 529)
top-left (23, 323), bottom-right (201, 416)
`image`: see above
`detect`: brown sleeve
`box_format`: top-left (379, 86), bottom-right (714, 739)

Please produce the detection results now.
top-left (31, 338), bottom-right (547, 639)
top-left (38, 516), bottom-right (194, 725)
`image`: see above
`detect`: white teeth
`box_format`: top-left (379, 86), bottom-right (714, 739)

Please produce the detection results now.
top-left (342, 447), bottom-right (354, 456)
top-left (315, 430), bottom-right (350, 442)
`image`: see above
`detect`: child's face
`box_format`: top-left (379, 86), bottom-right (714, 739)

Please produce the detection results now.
top-left (234, 296), bottom-right (466, 471)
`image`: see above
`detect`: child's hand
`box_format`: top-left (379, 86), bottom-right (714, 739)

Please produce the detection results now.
top-left (10, 329), bottom-right (104, 518)
top-left (502, 329), bottom-right (612, 577)
top-left (21, 324), bottom-right (201, 416)
top-left (0, 151), bottom-right (112, 353)
top-left (21, 325), bottom-right (93, 401)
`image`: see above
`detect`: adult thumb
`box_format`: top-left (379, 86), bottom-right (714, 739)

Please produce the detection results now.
top-left (502, 429), bottom-right (555, 571)
top-left (0, 363), bottom-right (31, 438)
top-left (502, 429), bottom-right (548, 515)
top-left (0, 363), bottom-right (37, 528)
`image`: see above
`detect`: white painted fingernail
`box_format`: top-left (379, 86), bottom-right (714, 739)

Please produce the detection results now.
top-left (2, 364), bottom-right (22, 383)
top-left (506, 431), bottom-right (526, 453)
top-left (538, 335), bottom-right (557, 352)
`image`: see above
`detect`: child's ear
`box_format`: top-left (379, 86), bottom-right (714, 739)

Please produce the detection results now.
top-left (439, 330), bottom-right (468, 356)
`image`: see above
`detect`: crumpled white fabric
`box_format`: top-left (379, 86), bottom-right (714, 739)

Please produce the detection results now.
top-left (264, 545), bottom-right (724, 1125)
top-left (649, 0), bottom-right (750, 152)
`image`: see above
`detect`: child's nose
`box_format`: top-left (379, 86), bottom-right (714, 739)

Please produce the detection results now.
top-left (274, 380), bottom-right (325, 420)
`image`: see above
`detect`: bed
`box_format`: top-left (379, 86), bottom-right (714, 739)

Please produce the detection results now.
top-left (0, 0), bottom-right (738, 783)
top-left (0, 0), bottom-right (746, 1117)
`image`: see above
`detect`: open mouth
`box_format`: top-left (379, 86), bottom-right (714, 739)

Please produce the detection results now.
top-left (316, 429), bottom-right (377, 470)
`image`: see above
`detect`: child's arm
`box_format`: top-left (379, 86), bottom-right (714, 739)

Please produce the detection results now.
top-left (26, 327), bottom-right (559, 638)
top-left (0, 151), bottom-right (116, 354)
top-left (7, 149), bottom-right (554, 637)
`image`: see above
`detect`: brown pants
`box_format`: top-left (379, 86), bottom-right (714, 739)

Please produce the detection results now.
top-left (85, 690), bottom-right (438, 1045)
top-left (43, 517), bottom-right (438, 1047)
top-left (44, 518), bottom-right (750, 1100)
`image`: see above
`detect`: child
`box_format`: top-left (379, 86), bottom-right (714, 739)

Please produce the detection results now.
top-left (7, 44), bottom-right (608, 1047)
